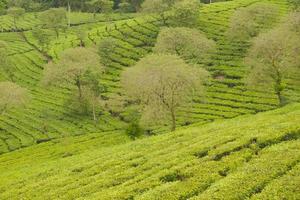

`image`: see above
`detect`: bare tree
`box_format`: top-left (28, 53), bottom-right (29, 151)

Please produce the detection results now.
top-left (42, 47), bottom-right (105, 116)
top-left (141, 0), bottom-right (179, 24)
top-left (168, 0), bottom-right (202, 28)
top-left (0, 81), bottom-right (29, 113)
top-left (121, 54), bottom-right (209, 131)
top-left (154, 27), bottom-right (216, 64)
top-left (227, 3), bottom-right (279, 40)
top-left (245, 28), bottom-right (300, 106)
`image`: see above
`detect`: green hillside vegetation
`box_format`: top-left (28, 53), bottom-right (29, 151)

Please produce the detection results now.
top-left (0, 103), bottom-right (299, 199)
top-left (0, 0), bottom-right (300, 198)
top-left (0, 0), bottom-right (299, 155)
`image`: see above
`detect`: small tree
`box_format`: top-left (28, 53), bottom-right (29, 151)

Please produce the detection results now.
top-left (81, 86), bottom-right (104, 122)
top-left (0, 40), bottom-right (14, 81)
top-left (0, 81), bottom-right (29, 113)
top-left (245, 28), bottom-right (300, 106)
top-left (227, 3), bottom-right (279, 41)
top-left (125, 0), bottom-right (144, 12)
top-left (87, 0), bottom-right (113, 20)
top-left (121, 54), bottom-right (209, 131)
top-left (141, 0), bottom-right (177, 24)
top-left (154, 27), bottom-right (216, 64)
top-left (168, 0), bottom-right (202, 28)
top-left (40, 8), bottom-right (67, 38)
top-left (82, 70), bottom-right (106, 121)
top-left (118, 2), bottom-right (134, 12)
top-left (98, 37), bottom-right (117, 67)
top-left (42, 47), bottom-right (104, 104)
top-left (7, 7), bottom-right (25, 30)
top-left (283, 12), bottom-right (300, 34)
top-left (75, 29), bottom-right (87, 47)
top-left (126, 121), bottom-right (143, 140)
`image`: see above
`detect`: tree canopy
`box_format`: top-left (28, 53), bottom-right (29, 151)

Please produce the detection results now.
top-left (288, 0), bottom-right (300, 10)
top-left (0, 81), bottom-right (29, 113)
top-left (168, 0), bottom-right (202, 27)
top-left (42, 47), bottom-right (105, 117)
top-left (40, 7), bottom-right (67, 38)
top-left (245, 28), bottom-right (300, 106)
top-left (227, 3), bottom-right (279, 40)
top-left (154, 27), bottom-right (216, 64)
top-left (121, 54), bottom-right (209, 131)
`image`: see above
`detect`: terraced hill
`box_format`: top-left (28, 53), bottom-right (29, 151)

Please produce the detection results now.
top-left (0, 0), bottom-right (299, 155)
top-left (0, 103), bottom-right (299, 199)
top-left (0, 12), bottom-right (135, 32)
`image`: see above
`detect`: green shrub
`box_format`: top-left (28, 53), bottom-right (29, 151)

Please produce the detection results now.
top-left (125, 121), bottom-right (143, 139)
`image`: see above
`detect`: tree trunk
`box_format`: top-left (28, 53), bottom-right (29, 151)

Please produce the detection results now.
top-left (276, 90), bottom-right (284, 107)
top-left (67, 1), bottom-right (71, 27)
top-left (274, 65), bottom-right (284, 106)
top-left (80, 39), bottom-right (85, 47)
top-left (170, 107), bottom-right (176, 132)
top-left (92, 102), bottom-right (97, 122)
top-left (55, 29), bottom-right (59, 39)
top-left (277, 92), bottom-right (283, 106)
top-left (160, 13), bottom-right (167, 26)
top-left (76, 78), bottom-right (82, 99)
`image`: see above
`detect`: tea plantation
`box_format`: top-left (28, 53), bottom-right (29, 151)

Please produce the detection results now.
top-left (0, 0), bottom-right (300, 198)
top-left (0, 0), bottom-right (299, 155)
top-left (0, 103), bottom-right (299, 199)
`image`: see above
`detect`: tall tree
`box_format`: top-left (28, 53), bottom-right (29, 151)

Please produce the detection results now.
top-left (42, 47), bottom-right (105, 116)
top-left (141, 0), bottom-right (172, 24)
top-left (154, 27), bottom-right (216, 64)
top-left (81, 73), bottom-right (105, 121)
top-left (141, 0), bottom-right (180, 24)
top-left (168, 0), bottom-right (202, 28)
top-left (246, 28), bottom-right (300, 106)
top-left (40, 8), bottom-right (67, 38)
top-left (126, 0), bottom-right (144, 11)
top-left (0, 81), bottom-right (29, 113)
top-left (227, 3), bottom-right (279, 40)
top-left (86, 0), bottom-right (113, 19)
top-left (7, 7), bottom-right (25, 30)
top-left (121, 54), bottom-right (209, 131)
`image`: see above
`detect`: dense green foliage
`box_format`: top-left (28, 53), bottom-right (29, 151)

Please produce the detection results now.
top-left (0, 0), bottom-right (299, 155)
top-left (0, 0), bottom-right (299, 198)
top-left (0, 104), bottom-right (299, 199)
top-left (288, 0), bottom-right (300, 9)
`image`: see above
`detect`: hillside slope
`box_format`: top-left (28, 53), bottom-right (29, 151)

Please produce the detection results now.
top-left (0, 103), bottom-right (299, 199)
top-left (0, 0), bottom-right (299, 154)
